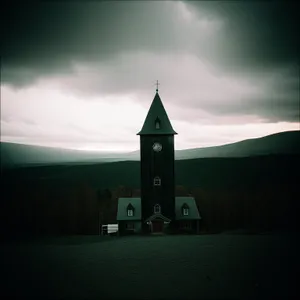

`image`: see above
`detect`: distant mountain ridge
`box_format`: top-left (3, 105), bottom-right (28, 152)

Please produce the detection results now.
top-left (1, 130), bottom-right (299, 169)
top-left (175, 130), bottom-right (300, 159)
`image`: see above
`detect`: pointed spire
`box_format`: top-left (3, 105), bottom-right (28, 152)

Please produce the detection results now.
top-left (137, 91), bottom-right (177, 135)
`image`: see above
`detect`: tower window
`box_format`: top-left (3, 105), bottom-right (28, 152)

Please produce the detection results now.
top-left (155, 117), bottom-right (161, 129)
top-left (153, 176), bottom-right (161, 186)
top-left (154, 204), bottom-right (161, 214)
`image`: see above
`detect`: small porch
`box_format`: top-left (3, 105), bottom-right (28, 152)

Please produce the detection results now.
top-left (144, 213), bottom-right (171, 234)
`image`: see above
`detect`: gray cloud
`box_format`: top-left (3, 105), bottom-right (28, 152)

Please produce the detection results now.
top-left (1, 1), bottom-right (299, 125)
top-left (2, 2), bottom-right (184, 86)
top-left (186, 1), bottom-right (299, 72)
top-left (5, 1), bottom-right (298, 85)
top-left (1, 117), bottom-right (137, 145)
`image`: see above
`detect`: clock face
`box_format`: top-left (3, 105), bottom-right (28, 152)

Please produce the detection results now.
top-left (152, 142), bottom-right (162, 152)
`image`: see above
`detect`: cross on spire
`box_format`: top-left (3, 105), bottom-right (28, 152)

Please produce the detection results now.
top-left (155, 80), bottom-right (160, 92)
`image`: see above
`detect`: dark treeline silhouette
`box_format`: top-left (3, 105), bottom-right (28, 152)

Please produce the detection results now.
top-left (1, 154), bottom-right (299, 238)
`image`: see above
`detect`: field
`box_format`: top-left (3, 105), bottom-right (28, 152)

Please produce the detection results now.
top-left (1, 234), bottom-right (297, 300)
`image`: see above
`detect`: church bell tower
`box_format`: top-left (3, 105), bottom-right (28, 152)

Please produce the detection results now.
top-left (137, 85), bottom-right (177, 231)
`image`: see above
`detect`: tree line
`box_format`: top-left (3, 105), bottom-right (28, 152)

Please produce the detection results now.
top-left (1, 179), bottom-right (297, 238)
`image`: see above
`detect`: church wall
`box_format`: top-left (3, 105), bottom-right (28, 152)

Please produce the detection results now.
top-left (171, 220), bottom-right (200, 234)
top-left (118, 221), bottom-right (142, 235)
top-left (133, 221), bottom-right (142, 233)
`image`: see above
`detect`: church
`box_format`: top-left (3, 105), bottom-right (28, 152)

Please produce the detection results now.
top-left (116, 87), bottom-right (201, 235)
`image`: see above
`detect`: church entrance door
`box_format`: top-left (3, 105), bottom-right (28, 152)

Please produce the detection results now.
top-left (152, 220), bottom-right (164, 233)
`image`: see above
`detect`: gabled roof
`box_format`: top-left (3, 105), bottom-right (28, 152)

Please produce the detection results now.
top-left (137, 92), bottom-right (177, 135)
top-left (117, 198), bottom-right (141, 221)
top-left (175, 197), bottom-right (201, 220)
top-left (127, 203), bottom-right (134, 210)
top-left (182, 202), bottom-right (189, 209)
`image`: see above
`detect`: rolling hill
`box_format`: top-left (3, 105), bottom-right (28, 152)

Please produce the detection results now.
top-left (175, 130), bottom-right (300, 159)
top-left (1, 130), bottom-right (299, 169)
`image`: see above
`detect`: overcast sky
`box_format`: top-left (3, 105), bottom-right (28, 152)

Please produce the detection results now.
top-left (1, 1), bottom-right (299, 151)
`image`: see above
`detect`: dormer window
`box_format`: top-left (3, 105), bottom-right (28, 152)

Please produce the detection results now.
top-left (127, 203), bottom-right (134, 217)
top-left (154, 176), bottom-right (161, 186)
top-left (154, 204), bottom-right (161, 214)
top-left (182, 203), bottom-right (189, 216)
top-left (155, 117), bottom-right (161, 129)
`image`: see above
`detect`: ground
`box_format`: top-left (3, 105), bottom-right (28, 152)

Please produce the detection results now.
top-left (1, 234), bottom-right (297, 300)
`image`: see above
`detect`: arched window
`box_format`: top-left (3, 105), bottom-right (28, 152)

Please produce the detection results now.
top-left (154, 204), bottom-right (161, 214)
top-left (153, 176), bottom-right (161, 186)
top-left (182, 203), bottom-right (189, 216)
top-left (127, 203), bottom-right (134, 217)
top-left (155, 117), bottom-right (161, 129)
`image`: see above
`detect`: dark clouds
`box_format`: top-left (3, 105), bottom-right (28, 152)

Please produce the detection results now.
top-left (1, 2), bottom-right (183, 86)
top-left (4, 1), bottom-right (299, 84)
top-left (187, 1), bottom-right (300, 73)
top-left (1, 1), bottom-right (299, 123)
top-left (176, 64), bottom-right (300, 123)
